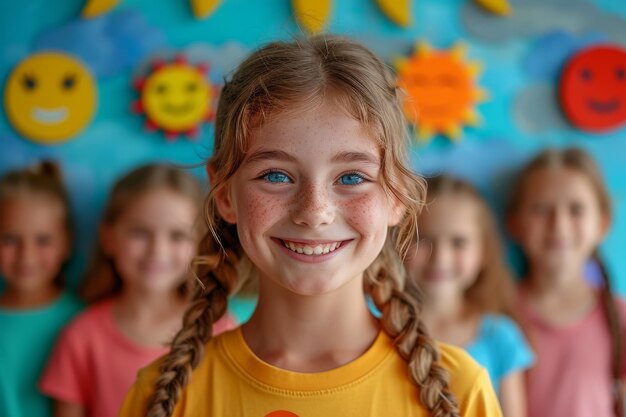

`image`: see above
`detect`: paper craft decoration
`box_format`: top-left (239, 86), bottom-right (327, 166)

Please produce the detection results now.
top-left (395, 42), bottom-right (487, 142)
top-left (4, 52), bottom-right (97, 144)
top-left (133, 56), bottom-right (217, 141)
top-left (559, 44), bottom-right (626, 133)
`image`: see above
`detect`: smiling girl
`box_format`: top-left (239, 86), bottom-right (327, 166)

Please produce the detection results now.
top-left (119, 35), bottom-right (502, 417)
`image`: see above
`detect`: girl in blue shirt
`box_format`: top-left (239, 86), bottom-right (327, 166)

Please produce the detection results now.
top-left (405, 174), bottom-right (534, 417)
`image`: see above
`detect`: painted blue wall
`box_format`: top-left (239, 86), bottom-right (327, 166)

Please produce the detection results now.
top-left (1, 0), bottom-right (626, 295)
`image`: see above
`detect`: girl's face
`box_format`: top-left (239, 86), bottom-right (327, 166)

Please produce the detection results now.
top-left (0, 195), bottom-right (69, 293)
top-left (509, 167), bottom-right (608, 275)
top-left (404, 195), bottom-right (483, 306)
top-left (102, 188), bottom-right (198, 296)
top-left (214, 99), bottom-right (402, 296)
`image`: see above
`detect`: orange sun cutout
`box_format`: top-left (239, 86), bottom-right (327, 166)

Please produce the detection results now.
top-left (132, 56), bottom-right (217, 141)
top-left (395, 42), bottom-right (488, 142)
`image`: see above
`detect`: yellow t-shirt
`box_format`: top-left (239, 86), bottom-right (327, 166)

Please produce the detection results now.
top-left (119, 327), bottom-right (502, 417)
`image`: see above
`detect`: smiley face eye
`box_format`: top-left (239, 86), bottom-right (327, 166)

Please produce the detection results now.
top-left (616, 68), bottom-right (625, 80)
top-left (186, 82), bottom-right (198, 92)
top-left (581, 68), bottom-right (592, 81)
top-left (62, 75), bottom-right (76, 90)
top-left (156, 84), bottom-right (167, 94)
top-left (22, 74), bottom-right (36, 90)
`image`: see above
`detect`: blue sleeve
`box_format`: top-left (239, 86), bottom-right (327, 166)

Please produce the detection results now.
top-left (492, 316), bottom-right (535, 381)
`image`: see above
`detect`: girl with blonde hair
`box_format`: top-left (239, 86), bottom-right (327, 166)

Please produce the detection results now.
top-left (120, 35), bottom-right (502, 417)
top-left (40, 164), bottom-right (235, 417)
top-left (405, 174), bottom-right (534, 417)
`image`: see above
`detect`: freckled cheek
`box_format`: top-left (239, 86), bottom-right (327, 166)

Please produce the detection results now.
top-left (235, 187), bottom-right (292, 231)
top-left (340, 192), bottom-right (390, 237)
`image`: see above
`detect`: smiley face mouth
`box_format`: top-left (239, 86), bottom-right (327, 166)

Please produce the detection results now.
top-left (31, 107), bottom-right (68, 124)
top-left (587, 99), bottom-right (621, 113)
top-left (162, 102), bottom-right (195, 115)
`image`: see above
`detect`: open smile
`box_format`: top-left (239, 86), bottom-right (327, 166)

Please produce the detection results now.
top-left (272, 238), bottom-right (352, 263)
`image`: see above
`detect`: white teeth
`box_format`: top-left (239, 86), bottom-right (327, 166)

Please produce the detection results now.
top-left (282, 240), bottom-right (343, 256)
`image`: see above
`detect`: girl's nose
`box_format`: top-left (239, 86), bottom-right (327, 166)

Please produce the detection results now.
top-left (291, 181), bottom-right (335, 228)
top-left (148, 234), bottom-right (169, 258)
top-left (17, 240), bottom-right (36, 263)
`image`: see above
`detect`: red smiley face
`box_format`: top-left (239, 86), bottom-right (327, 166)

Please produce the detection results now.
top-left (559, 44), bottom-right (626, 132)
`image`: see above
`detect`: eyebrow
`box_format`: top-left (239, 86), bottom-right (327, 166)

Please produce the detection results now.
top-left (244, 150), bottom-right (297, 165)
top-left (244, 149), bottom-right (380, 166)
top-left (331, 151), bottom-right (380, 166)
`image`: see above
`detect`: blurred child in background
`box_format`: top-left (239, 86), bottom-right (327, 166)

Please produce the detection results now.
top-left (0, 161), bottom-right (83, 417)
top-left (405, 174), bottom-right (534, 417)
top-left (39, 164), bottom-right (236, 417)
top-left (507, 147), bottom-right (626, 417)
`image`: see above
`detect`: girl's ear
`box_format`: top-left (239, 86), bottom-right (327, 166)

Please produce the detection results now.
top-left (598, 212), bottom-right (612, 241)
top-left (207, 164), bottom-right (237, 224)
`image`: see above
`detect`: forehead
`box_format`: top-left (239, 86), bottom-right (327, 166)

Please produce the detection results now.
top-left (522, 167), bottom-right (598, 201)
top-left (421, 195), bottom-right (481, 231)
top-left (0, 196), bottom-right (66, 231)
top-left (118, 188), bottom-right (197, 225)
top-left (246, 99), bottom-right (380, 160)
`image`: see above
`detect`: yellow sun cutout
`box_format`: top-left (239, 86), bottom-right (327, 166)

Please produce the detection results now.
top-left (133, 56), bottom-right (217, 141)
top-left (395, 42), bottom-right (488, 142)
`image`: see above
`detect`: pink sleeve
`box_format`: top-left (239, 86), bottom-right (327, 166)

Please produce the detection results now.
top-left (212, 313), bottom-right (237, 335)
top-left (39, 321), bottom-right (91, 406)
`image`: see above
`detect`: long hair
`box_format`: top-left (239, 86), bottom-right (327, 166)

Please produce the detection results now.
top-left (147, 35), bottom-right (459, 417)
top-left (421, 174), bottom-right (517, 317)
top-left (508, 147), bottom-right (622, 417)
top-left (79, 164), bottom-right (204, 303)
top-left (0, 160), bottom-right (72, 287)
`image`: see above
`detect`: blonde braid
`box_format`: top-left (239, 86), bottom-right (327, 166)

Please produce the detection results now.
top-left (146, 221), bottom-right (240, 417)
top-left (366, 243), bottom-right (460, 417)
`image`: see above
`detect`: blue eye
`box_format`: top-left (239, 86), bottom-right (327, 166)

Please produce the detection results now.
top-left (263, 171), bottom-right (291, 183)
top-left (338, 173), bottom-right (365, 186)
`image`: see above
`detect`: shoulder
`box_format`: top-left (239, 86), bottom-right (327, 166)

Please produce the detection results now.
top-left (54, 291), bottom-right (84, 315)
top-left (58, 300), bottom-right (113, 342)
top-left (438, 342), bottom-right (485, 387)
top-left (438, 343), bottom-right (502, 415)
top-left (478, 314), bottom-right (528, 344)
top-left (133, 328), bottom-right (227, 391)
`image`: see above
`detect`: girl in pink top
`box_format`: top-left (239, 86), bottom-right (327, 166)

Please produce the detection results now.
top-left (507, 148), bottom-right (625, 417)
top-left (40, 164), bottom-right (236, 417)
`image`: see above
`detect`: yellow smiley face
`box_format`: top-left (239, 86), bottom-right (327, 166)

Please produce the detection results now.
top-left (4, 52), bottom-right (97, 144)
top-left (140, 63), bottom-right (212, 132)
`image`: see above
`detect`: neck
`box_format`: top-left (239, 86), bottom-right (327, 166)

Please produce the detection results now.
top-left (422, 295), bottom-right (475, 344)
top-left (242, 274), bottom-right (379, 372)
top-left (525, 261), bottom-right (590, 298)
top-left (0, 285), bottom-right (61, 309)
top-left (114, 287), bottom-right (185, 320)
